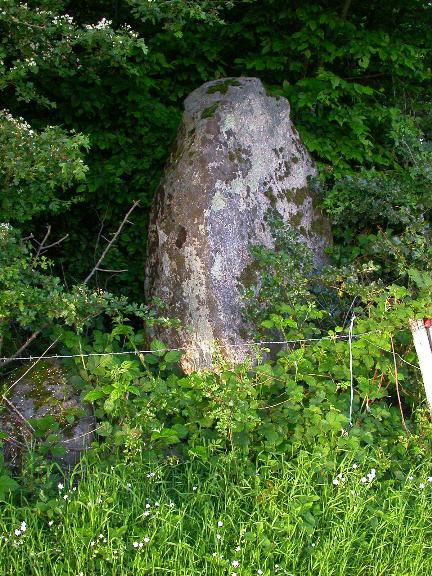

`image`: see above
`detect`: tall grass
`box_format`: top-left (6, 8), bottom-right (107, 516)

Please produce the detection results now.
top-left (1, 450), bottom-right (431, 575)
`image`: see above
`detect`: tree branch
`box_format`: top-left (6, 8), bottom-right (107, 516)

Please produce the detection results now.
top-left (83, 200), bottom-right (140, 285)
top-left (0, 328), bottom-right (44, 367)
top-left (3, 337), bottom-right (60, 396)
top-left (34, 226), bottom-right (69, 257)
top-left (341, 0), bottom-right (353, 20)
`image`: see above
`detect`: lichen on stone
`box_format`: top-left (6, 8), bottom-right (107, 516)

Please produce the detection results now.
top-left (145, 77), bottom-right (332, 372)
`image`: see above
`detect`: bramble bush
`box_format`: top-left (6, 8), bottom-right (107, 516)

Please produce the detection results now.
top-left (1, 0), bottom-right (432, 502)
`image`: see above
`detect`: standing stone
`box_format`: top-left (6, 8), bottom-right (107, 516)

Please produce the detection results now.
top-left (145, 77), bottom-right (331, 373)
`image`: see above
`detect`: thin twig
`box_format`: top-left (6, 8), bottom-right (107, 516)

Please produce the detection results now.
top-left (93, 205), bottom-right (110, 285)
top-left (390, 335), bottom-right (409, 435)
top-left (0, 328), bottom-right (43, 367)
top-left (84, 200), bottom-right (140, 285)
top-left (2, 434), bottom-right (26, 448)
top-left (364, 338), bottom-right (421, 370)
top-left (35, 225), bottom-right (51, 257)
top-left (38, 234), bottom-right (69, 255)
top-left (34, 226), bottom-right (69, 257)
top-left (1, 396), bottom-right (36, 433)
top-left (3, 337), bottom-right (60, 396)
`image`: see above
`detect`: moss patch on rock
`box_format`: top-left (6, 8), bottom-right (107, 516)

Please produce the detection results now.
top-left (201, 102), bottom-right (220, 119)
top-left (206, 79), bottom-right (241, 95)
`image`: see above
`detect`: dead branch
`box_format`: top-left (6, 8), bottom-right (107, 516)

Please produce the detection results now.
top-left (1, 396), bottom-right (36, 433)
top-left (0, 328), bottom-right (44, 367)
top-left (34, 225), bottom-right (69, 257)
top-left (3, 337), bottom-right (60, 397)
top-left (83, 200), bottom-right (140, 285)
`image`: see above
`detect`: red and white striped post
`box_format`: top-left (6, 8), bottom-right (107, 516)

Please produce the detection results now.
top-left (409, 318), bottom-right (432, 416)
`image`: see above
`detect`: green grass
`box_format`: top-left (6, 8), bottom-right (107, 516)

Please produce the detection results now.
top-left (1, 450), bottom-right (432, 575)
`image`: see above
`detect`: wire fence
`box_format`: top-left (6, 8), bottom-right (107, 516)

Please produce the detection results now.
top-left (0, 328), bottom-right (393, 364)
top-left (0, 319), bottom-right (423, 448)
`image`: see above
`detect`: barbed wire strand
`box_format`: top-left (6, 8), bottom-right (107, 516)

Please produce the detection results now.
top-left (0, 326), bottom-right (423, 450)
top-left (363, 338), bottom-right (421, 371)
top-left (0, 329), bottom-right (383, 364)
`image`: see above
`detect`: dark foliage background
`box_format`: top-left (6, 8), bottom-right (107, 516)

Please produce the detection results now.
top-left (2, 0), bottom-right (430, 300)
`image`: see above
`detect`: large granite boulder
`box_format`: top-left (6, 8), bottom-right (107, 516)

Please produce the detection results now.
top-left (145, 77), bottom-right (331, 372)
top-left (1, 360), bottom-right (94, 468)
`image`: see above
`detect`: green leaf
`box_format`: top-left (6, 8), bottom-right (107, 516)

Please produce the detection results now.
top-left (84, 389), bottom-right (106, 402)
top-left (407, 268), bottom-right (432, 289)
top-left (0, 475), bottom-right (19, 495)
top-left (172, 423), bottom-right (188, 439)
top-left (164, 350), bottom-right (181, 364)
top-left (144, 354), bottom-right (159, 365)
top-left (96, 421), bottom-right (113, 437)
top-left (150, 339), bottom-right (167, 356)
top-left (51, 444), bottom-right (66, 458)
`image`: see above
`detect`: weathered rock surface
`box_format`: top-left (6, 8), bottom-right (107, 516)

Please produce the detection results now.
top-left (145, 77), bottom-right (331, 372)
top-left (1, 360), bottom-right (94, 468)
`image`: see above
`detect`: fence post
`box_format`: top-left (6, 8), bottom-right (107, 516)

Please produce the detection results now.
top-left (409, 319), bottom-right (432, 416)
